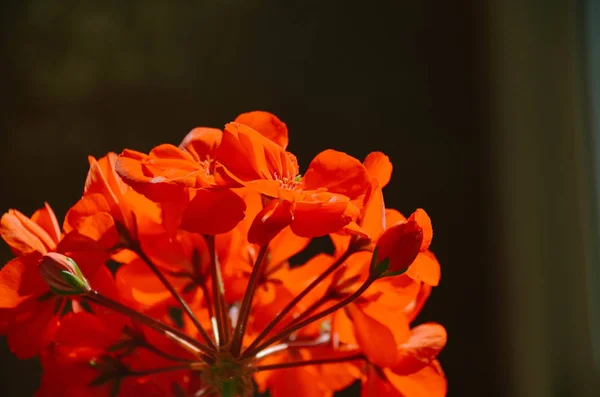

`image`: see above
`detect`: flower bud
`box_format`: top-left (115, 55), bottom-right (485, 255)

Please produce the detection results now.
top-left (370, 220), bottom-right (423, 278)
top-left (38, 252), bottom-right (91, 295)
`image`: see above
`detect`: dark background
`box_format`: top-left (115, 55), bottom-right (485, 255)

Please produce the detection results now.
top-left (0, 1), bottom-right (597, 396)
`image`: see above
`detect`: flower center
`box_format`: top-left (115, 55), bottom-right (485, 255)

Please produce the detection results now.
top-left (274, 173), bottom-right (303, 191)
top-left (200, 158), bottom-right (216, 177)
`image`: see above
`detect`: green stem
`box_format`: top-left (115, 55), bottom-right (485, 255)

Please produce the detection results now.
top-left (192, 248), bottom-right (219, 344)
top-left (254, 333), bottom-right (331, 360)
top-left (242, 278), bottom-right (374, 359)
top-left (206, 235), bottom-right (229, 347)
top-left (285, 295), bottom-right (330, 328)
top-left (127, 363), bottom-right (202, 377)
top-left (242, 247), bottom-right (354, 356)
top-left (134, 245), bottom-right (216, 350)
top-left (141, 342), bottom-right (197, 363)
top-left (230, 244), bottom-right (269, 356)
top-left (254, 353), bottom-right (365, 371)
top-left (85, 290), bottom-right (214, 362)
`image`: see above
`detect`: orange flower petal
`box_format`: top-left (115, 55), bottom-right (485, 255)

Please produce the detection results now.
top-left (179, 127), bottom-right (223, 161)
top-left (180, 188), bottom-right (246, 235)
top-left (363, 152), bottom-right (393, 188)
top-left (369, 275), bottom-right (421, 313)
top-left (251, 283), bottom-right (296, 333)
top-left (31, 203), bottom-right (61, 246)
top-left (149, 144), bottom-right (197, 162)
top-left (405, 251), bottom-right (441, 286)
top-left (58, 213), bottom-right (119, 274)
top-left (85, 155), bottom-right (120, 211)
top-left (386, 361), bottom-right (447, 397)
top-left (138, 229), bottom-right (205, 275)
top-left (116, 149), bottom-right (186, 202)
top-left (361, 365), bottom-right (403, 397)
top-left (360, 184), bottom-right (386, 240)
top-left (332, 309), bottom-right (358, 347)
top-left (330, 232), bottom-right (352, 257)
top-left (0, 254), bottom-right (45, 308)
top-left (93, 153), bottom-right (127, 197)
top-left (291, 197), bottom-right (352, 237)
top-left (119, 188), bottom-right (161, 234)
top-left (63, 194), bottom-right (112, 234)
top-left (245, 179), bottom-right (286, 199)
top-left (0, 210), bottom-right (50, 255)
top-left (234, 111), bottom-right (289, 149)
top-left (12, 209), bottom-right (58, 252)
top-left (268, 226), bottom-right (310, 269)
top-left (279, 253), bottom-right (334, 298)
top-left (87, 265), bottom-right (120, 302)
top-left (319, 361), bottom-right (360, 391)
top-left (303, 149), bottom-right (371, 201)
top-left (307, 347), bottom-right (362, 390)
top-left (362, 300), bottom-right (411, 345)
top-left (260, 358), bottom-right (333, 397)
top-left (408, 208), bottom-right (433, 251)
top-left (142, 159), bottom-right (205, 188)
top-left (248, 199), bottom-right (293, 245)
top-left (6, 300), bottom-right (58, 359)
top-left (391, 323), bottom-right (447, 376)
top-left (217, 122), bottom-right (298, 184)
top-left (345, 302), bottom-right (399, 368)
top-left (376, 220), bottom-right (423, 275)
top-left (385, 208), bottom-right (407, 227)
top-left (63, 212), bottom-right (119, 250)
top-left (404, 283), bottom-right (432, 323)
top-left (338, 221), bottom-right (370, 241)
top-left (51, 311), bottom-right (122, 349)
top-left (159, 189), bottom-right (191, 234)
top-left (116, 259), bottom-right (175, 307)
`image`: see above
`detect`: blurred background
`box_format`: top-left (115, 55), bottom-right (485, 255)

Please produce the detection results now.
top-left (0, 0), bottom-right (598, 396)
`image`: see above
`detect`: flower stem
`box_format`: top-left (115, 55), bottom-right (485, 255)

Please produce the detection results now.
top-left (192, 248), bottom-right (220, 344)
top-left (205, 235), bottom-right (229, 347)
top-left (85, 290), bottom-right (214, 362)
top-left (141, 342), bottom-right (197, 363)
top-left (134, 245), bottom-right (215, 350)
top-left (242, 277), bottom-right (374, 359)
top-left (192, 249), bottom-right (214, 322)
top-left (127, 362), bottom-right (203, 377)
top-left (254, 353), bottom-right (365, 372)
top-left (230, 244), bottom-right (269, 356)
top-left (242, 247), bottom-right (355, 356)
top-left (254, 333), bottom-right (331, 360)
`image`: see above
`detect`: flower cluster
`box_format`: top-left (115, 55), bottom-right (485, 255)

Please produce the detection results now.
top-left (0, 111), bottom-right (446, 396)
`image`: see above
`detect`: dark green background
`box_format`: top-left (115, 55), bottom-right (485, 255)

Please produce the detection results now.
top-left (0, 1), bottom-right (597, 396)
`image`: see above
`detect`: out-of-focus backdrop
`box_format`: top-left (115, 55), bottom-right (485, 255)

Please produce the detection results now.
top-left (1, 1), bottom-right (598, 396)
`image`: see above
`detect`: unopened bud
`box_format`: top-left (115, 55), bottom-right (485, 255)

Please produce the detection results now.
top-left (370, 220), bottom-right (423, 278)
top-left (38, 252), bottom-right (91, 295)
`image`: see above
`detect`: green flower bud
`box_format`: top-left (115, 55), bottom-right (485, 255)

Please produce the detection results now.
top-left (38, 252), bottom-right (91, 295)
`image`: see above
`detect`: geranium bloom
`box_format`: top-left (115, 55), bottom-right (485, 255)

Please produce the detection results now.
top-left (0, 203), bottom-right (117, 358)
top-left (0, 111), bottom-right (446, 396)
top-left (215, 122), bottom-right (371, 238)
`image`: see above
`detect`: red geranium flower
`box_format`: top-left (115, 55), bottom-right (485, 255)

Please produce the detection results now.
top-left (0, 111), bottom-right (446, 397)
